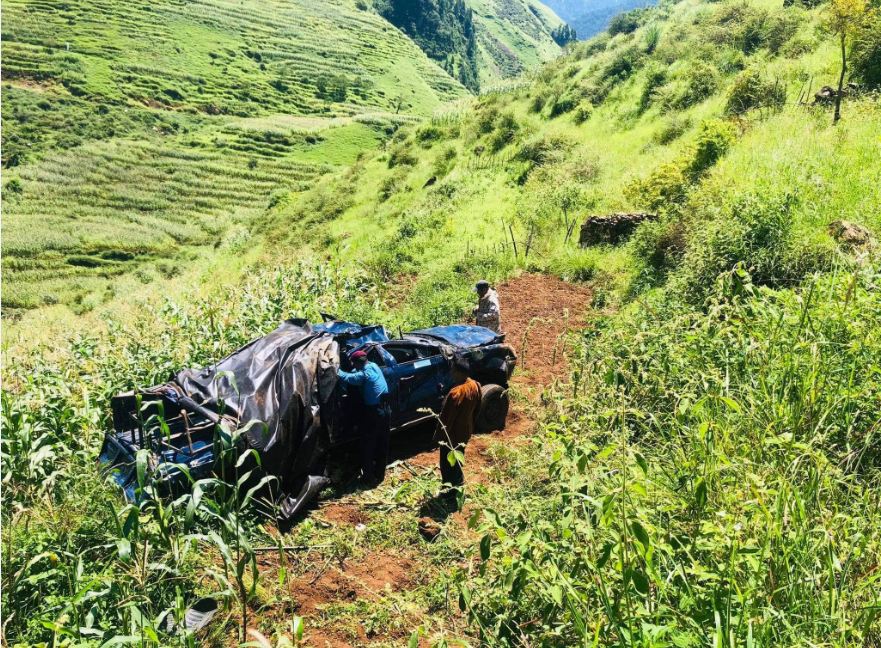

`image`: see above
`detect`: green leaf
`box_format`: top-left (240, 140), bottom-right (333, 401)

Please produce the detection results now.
top-left (596, 541), bottom-right (615, 568)
top-left (596, 443), bottom-right (616, 461)
top-left (694, 478), bottom-right (707, 509)
top-left (292, 616), bottom-right (304, 641)
top-left (719, 396), bottom-right (741, 412)
top-left (116, 539), bottom-right (132, 563)
top-left (408, 629), bottom-right (420, 648)
top-left (631, 569), bottom-right (650, 595)
top-left (634, 451), bottom-right (648, 475)
top-left (135, 449), bottom-right (150, 490)
top-left (480, 534), bottom-right (491, 561)
top-left (631, 521), bottom-right (650, 551)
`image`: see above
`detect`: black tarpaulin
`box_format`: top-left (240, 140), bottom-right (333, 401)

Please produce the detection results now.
top-left (174, 319), bottom-right (339, 522)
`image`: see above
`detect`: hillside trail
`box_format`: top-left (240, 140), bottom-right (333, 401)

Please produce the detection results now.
top-left (250, 274), bottom-right (592, 648)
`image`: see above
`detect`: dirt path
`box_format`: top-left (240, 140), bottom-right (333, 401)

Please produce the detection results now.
top-left (251, 274), bottom-right (592, 647)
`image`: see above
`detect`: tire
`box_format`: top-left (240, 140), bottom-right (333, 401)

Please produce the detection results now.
top-left (476, 384), bottom-right (509, 434)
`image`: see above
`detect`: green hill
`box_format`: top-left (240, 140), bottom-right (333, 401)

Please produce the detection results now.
top-left (375, 0), bottom-right (567, 91)
top-left (1, 0), bottom-right (468, 312)
top-left (469, 0), bottom-right (566, 84)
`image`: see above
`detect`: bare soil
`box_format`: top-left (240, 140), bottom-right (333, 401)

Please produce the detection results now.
top-left (248, 274), bottom-right (592, 647)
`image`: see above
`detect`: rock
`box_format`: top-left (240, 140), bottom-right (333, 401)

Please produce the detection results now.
top-left (579, 212), bottom-right (657, 247)
top-left (828, 220), bottom-right (874, 249)
top-left (814, 85), bottom-right (844, 104)
top-left (418, 516), bottom-right (442, 542)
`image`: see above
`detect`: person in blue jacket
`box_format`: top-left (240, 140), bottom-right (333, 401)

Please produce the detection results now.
top-left (337, 349), bottom-right (390, 485)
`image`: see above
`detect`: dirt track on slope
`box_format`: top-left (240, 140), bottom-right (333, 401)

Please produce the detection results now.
top-left (249, 274), bottom-right (593, 647)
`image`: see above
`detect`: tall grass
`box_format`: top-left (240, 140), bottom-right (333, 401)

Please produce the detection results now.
top-left (462, 264), bottom-right (881, 646)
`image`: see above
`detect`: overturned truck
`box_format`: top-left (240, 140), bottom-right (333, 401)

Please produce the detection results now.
top-left (100, 318), bottom-right (516, 524)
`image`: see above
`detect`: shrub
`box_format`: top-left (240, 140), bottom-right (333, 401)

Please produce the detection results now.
top-left (687, 119), bottom-right (736, 178)
top-left (432, 145), bottom-right (457, 177)
top-left (763, 10), bottom-right (803, 54)
top-left (603, 46), bottom-right (643, 81)
top-left (4, 178), bottom-right (23, 195)
top-left (476, 106), bottom-right (499, 134)
top-left (658, 62), bottom-right (719, 110)
top-left (629, 216), bottom-right (687, 286)
top-left (644, 24), bottom-right (662, 53)
top-left (528, 91), bottom-right (548, 113)
top-left (488, 112), bottom-right (518, 152)
top-left (415, 124), bottom-right (444, 146)
top-left (639, 65), bottom-right (667, 112)
top-left (851, 15), bottom-right (881, 89)
top-left (653, 116), bottom-right (691, 144)
top-left (572, 103), bottom-right (592, 124)
top-left (514, 134), bottom-right (569, 167)
top-left (724, 67), bottom-right (787, 115)
top-left (625, 160), bottom-right (689, 211)
top-left (546, 91), bottom-right (580, 118)
top-left (387, 142), bottom-right (417, 168)
top-left (156, 261), bottom-right (181, 279)
top-left (676, 193), bottom-right (833, 302)
top-left (608, 9), bottom-right (644, 36)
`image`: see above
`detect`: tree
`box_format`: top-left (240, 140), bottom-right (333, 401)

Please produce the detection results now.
top-left (824, 0), bottom-right (870, 123)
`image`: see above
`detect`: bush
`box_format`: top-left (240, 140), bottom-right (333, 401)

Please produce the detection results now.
top-left (676, 193), bottom-right (833, 302)
top-left (851, 15), bottom-right (881, 89)
top-left (659, 61), bottom-right (719, 110)
top-left (415, 124), bottom-right (444, 146)
top-left (602, 46), bottom-right (643, 81)
top-left (763, 10), bottom-right (803, 55)
top-left (608, 9), bottom-right (645, 36)
top-left (644, 24), bottom-right (662, 53)
top-left (625, 160), bottom-right (689, 211)
top-left (488, 112), bottom-right (518, 152)
top-left (724, 67), bottom-right (787, 115)
top-left (687, 119), bottom-right (736, 178)
top-left (387, 142), bottom-right (417, 168)
top-left (628, 120), bottom-right (735, 210)
top-left (653, 116), bottom-right (691, 144)
top-left (432, 145), bottom-right (457, 177)
top-left (639, 65), bottom-right (667, 112)
top-left (546, 91), bottom-right (580, 118)
top-left (630, 216), bottom-right (687, 284)
top-left (572, 103), bottom-right (592, 124)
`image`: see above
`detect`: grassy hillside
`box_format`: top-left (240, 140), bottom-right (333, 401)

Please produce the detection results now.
top-left (1, 111), bottom-right (403, 313)
top-left (544, 0), bottom-right (660, 38)
top-left (469, 0), bottom-right (565, 84)
top-left (2, 0), bottom-right (881, 645)
top-left (1, 0), bottom-right (465, 313)
top-left (0, 0), bottom-right (467, 118)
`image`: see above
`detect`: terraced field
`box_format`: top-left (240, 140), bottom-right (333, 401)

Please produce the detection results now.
top-left (1, 118), bottom-right (391, 312)
top-left (469, 0), bottom-right (563, 84)
top-left (1, 0), bottom-right (464, 314)
top-left (1, 0), bottom-right (467, 117)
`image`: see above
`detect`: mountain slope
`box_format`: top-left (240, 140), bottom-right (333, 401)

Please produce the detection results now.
top-left (1, 0), bottom-right (467, 118)
top-left (1, 0), bottom-right (467, 313)
top-left (543, 0), bottom-right (658, 38)
top-left (468, 0), bottom-right (565, 84)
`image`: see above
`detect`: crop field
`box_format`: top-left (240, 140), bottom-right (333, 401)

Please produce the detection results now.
top-left (469, 0), bottom-right (564, 82)
top-left (1, 117), bottom-right (388, 313)
top-left (0, 0), bottom-right (467, 118)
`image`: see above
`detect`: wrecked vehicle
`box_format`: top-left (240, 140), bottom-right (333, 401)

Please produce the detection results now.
top-left (99, 318), bottom-right (516, 524)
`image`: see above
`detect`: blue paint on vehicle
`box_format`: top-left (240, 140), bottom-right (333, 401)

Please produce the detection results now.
top-left (410, 325), bottom-right (503, 348)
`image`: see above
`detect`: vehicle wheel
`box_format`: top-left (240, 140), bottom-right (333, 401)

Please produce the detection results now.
top-left (476, 384), bottom-right (508, 434)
